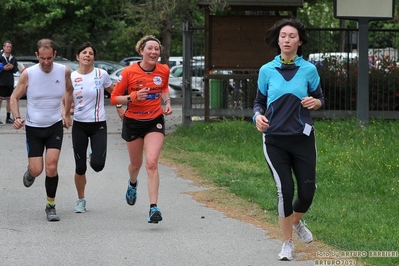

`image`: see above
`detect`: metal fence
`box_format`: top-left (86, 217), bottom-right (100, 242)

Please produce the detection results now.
top-left (304, 28), bottom-right (399, 119)
top-left (184, 26), bottom-right (399, 122)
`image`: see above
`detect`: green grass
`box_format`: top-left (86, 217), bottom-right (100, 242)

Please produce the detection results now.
top-left (162, 118), bottom-right (399, 266)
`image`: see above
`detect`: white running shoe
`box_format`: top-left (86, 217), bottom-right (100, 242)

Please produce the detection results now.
top-left (74, 199), bottom-right (86, 213)
top-left (278, 239), bottom-right (294, 261)
top-left (293, 220), bottom-right (313, 244)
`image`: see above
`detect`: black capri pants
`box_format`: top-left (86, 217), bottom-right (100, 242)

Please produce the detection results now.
top-left (72, 120), bottom-right (107, 175)
top-left (263, 131), bottom-right (317, 218)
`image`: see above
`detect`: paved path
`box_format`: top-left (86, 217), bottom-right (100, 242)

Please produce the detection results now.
top-left (0, 100), bottom-right (314, 266)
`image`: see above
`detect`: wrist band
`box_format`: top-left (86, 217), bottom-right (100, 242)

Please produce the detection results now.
top-left (164, 98), bottom-right (171, 104)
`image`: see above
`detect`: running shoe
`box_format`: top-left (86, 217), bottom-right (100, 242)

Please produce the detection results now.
top-left (74, 199), bottom-right (86, 213)
top-left (23, 170), bottom-right (35, 187)
top-left (45, 204), bottom-right (60, 222)
top-left (6, 118), bottom-right (14, 124)
top-left (148, 206), bottom-right (162, 223)
top-left (278, 239), bottom-right (294, 261)
top-left (125, 180), bottom-right (137, 206)
top-left (293, 220), bottom-right (313, 244)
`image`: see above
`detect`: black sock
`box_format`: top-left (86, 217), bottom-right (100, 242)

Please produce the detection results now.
top-left (6, 112), bottom-right (11, 120)
top-left (45, 175), bottom-right (59, 198)
top-left (150, 204), bottom-right (157, 208)
top-left (130, 181), bottom-right (137, 187)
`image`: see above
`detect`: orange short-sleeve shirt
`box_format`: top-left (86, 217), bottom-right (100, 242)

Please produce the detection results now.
top-left (111, 62), bottom-right (170, 120)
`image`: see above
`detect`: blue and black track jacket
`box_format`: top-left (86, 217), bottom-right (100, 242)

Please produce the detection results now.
top-left (0, 53), bottom-right (18, 87)
top-left (254, 55), bottom-right (324, 136)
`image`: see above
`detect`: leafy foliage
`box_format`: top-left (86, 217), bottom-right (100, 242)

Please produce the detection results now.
top-left (313, 55), bottom-right (399, 111)
top-left (2, 0), bottom-right (399, 65)
top-left (1, 0), bottom-right (203, 61)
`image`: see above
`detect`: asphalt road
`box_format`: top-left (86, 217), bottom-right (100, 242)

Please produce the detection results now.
top-left (0, 100), bottom-right (314, 266)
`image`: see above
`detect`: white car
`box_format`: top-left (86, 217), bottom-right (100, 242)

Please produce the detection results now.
top-left (131, 56), bottom-right (184, 68)
top-left (14, 61), bottom-right (36, 89)
top-left (308, 52), bottom-right (358, 65)
top-left (18, 61), bottom-right (36, 73)
top-left (109, 67), bottom-right (124, 85)
top-left (169, 63), bottom-right (204, 97)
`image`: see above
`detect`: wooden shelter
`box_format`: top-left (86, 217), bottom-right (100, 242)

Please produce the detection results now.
top-left (182, 1), bottom-right (304, 124)
top-left (197, 0), bottom-right (304, 71)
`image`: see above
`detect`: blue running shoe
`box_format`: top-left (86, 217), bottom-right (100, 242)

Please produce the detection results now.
top-left (125, 180), bottom-right (137, 206)
top-left (148, 206), bottom-right (162, 223)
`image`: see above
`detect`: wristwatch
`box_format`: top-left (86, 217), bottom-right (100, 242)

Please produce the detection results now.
top-left (116, 104), bottom-right (123, 108)
top-left (127, 95), bottom-right (131, 102)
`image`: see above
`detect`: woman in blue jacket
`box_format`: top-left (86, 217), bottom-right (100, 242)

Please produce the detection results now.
top-left (253, 18), bottom-right (324, 261)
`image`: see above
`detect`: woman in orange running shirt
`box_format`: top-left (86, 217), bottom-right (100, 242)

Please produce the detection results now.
top-left (110, 35), bottom-right (172, 224)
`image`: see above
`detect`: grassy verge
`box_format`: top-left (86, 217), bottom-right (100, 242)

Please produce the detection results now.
top-left (161, 118), bottom-right (399, 266)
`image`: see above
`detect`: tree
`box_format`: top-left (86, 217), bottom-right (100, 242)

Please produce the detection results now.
top-left (2, 0), bottom-right (126, 59)
top-left (297, 0), bottom-right (338, 28)
top-left (113, 0), bottom-right (204, 63)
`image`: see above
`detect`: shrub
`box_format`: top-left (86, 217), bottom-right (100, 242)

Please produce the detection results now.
top-left (315, 55), bottom-right (399, 111)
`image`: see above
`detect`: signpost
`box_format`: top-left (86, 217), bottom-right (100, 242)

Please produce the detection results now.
top-left (333, 0), bottom-right (394, 127)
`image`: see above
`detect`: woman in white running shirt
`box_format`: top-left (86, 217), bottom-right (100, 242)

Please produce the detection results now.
top-left (70, 42), bottom-right (124, 213)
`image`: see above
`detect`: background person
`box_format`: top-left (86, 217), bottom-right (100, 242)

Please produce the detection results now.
top-left (253, 18), bottom-right (324, 261)
top-left (0, 40), bottom-right (18, 124)
top-left (10, 38), bottom-right (73, 222)
top-left (110, 35), bottom-right (172, 224)
top-left (70, 41), bottom-right (124, 213)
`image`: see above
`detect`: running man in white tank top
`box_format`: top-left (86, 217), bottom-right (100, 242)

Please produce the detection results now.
top-left (25, 62), bottom-right (66, 127)
top-left (10, 38), bottom-right (74, 222)
top-left (69, 42), bottom-right (124, 213)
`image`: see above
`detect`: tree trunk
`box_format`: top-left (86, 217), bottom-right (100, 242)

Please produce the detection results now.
top-left (160, 19), bottom-right (173, 65)
top-left (339, 19), bottom-right (346, 52)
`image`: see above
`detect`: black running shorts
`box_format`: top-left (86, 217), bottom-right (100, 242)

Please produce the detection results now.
top-left (25, 121), bottom-right (64, 157)
top-left (122, 115), bottom-right (165, 142)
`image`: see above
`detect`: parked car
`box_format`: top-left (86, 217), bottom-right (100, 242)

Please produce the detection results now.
top-left (129, 60), bottom-right (141, 66)
top-left (119, 56), bottom-right (142, 66)
top-left (57, 61), bottom-right (79, 71)
top-left (169, 63), bottom-right (204, 97)
top-left (13, 61), bottom-right (78, 99)
top-left (16, 55), bottom-right (79, 71)
top-left (17, 61), bottom-right (36, 73)
top-left (109, 67), bottom-right (124, 85)
top-left (107, 67), bottom-right (125, 98)
top-left (127, 56), bottom-right (185, 67)
top-left (93, 60), bottom-right (125, 75)
top-left (158, 56), bottom-right (183, 68)
top-left (308, 52), bottom-right (358, 65)
top-left (16, 55), bottom-right (70, 63)
top-left (14, 61), bottom-right (36, 92)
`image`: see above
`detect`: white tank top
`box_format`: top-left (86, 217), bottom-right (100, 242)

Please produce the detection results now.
top-left (71, 68), bottom-right (112, 122)
top-left (26, 63), bottom-right (66, 127)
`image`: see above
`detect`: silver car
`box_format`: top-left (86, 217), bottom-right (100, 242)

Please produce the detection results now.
top-left (169, 63), bottom-right (204, 97)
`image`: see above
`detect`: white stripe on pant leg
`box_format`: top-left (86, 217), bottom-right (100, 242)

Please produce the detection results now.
top-left (262, 133), bottom-right (285, 217)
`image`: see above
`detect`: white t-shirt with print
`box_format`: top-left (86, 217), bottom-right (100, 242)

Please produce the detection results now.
top-left (71, 68), bottom-right (112, 122)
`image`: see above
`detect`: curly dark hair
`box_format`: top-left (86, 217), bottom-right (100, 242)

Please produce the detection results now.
top-left (265, 18), bottom-right (307, 56)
